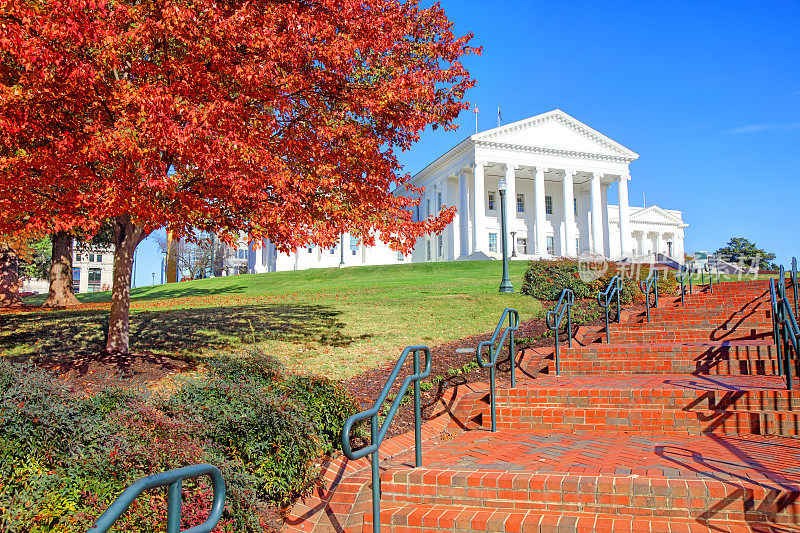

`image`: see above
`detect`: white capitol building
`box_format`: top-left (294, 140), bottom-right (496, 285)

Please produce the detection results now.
top-left (249, 110), bottom-right (686, 273)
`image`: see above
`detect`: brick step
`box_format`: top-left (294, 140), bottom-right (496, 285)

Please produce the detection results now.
top-left (379, 430), bottom-right (800, 525)
top-left (523, 342), bottom-right (796, 376)
top-left (494, 375), bottom-right (798, 411)
top-left (579, 328), bottom-right (772, 345)
top-left (478, 406), bottom-right (800, 437)
top-left (370, 502), bottom-right (800, 532)
top-left (640, 306), bottom-right (771, 323)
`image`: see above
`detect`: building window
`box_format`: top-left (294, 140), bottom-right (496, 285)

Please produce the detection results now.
top-left (516, 193), bottom-right (524, 213)
top-left (89, 253), bottom-right (95, 262)
top-left (75, 254), bottom-right (81, 262)
top-left (546, 236), bottom-right (555, 255)
top-left (576, 239), bottom-right (580, 253)
top-left (350, 235), bottom-right (359, 256)
top-left (238, 249), bottom-right (246, 260)
top-left (72, 267), bottom-right (81, 293)
top-left (437, 234), bottom-right (443, 257)
top-left (545, 196), bottom-right (553, 215)
top-left (87, 267), bottom-right (101, 292)
top-left (517, 238), bottom-right (527, 254)
top-left (96, 254), bottom-right (102, 262)
top-left (307, 246), bottom-right (314, 253)
top-left (437, 192), bottom-right (442, 212)
top-left (574, 198), bottom-right (578, 216)
top-left (397, 251), bottom-right (404, 261)
top-left (426, 240), bottom-right (431, 261)
top-left (488, 191), bottom-right (495, 211)
top-left (426, 198), bottom-right (431, 218)
top-left (489, 233), bottom-right (498, 252)
top-left (330, 246), bottom-right (336, 255)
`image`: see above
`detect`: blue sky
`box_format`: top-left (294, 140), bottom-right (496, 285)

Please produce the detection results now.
top-left (132, 0), bottom-right (800, 286)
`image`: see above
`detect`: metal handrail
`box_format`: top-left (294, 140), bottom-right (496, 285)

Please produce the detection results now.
top-left (341, 345), bottom-right (431, 533)
top-left (87, 464), bottom-right (225, 533)
top-left (639, 269), bottom-right (659, 322)
top-left (597, 275), bottom-right (622, 342)
top-left (675, 263), bottom-right (692, 306)
top-left (546, 289), bottom-right (574, 376)
top-left (476, 308), bottom-right (520, 432)
top-left (771, 275), bottom-right (799, 391)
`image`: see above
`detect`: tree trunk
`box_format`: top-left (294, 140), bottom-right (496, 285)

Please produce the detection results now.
top-left (43, 232), bottom-right (80, 307)
top-left (0, 243), bottom-right (21, 307)
top-left (104, 215), bottom-right (148, 356)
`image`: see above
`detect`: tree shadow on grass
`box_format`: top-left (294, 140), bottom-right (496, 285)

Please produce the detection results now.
top-left (1, 303), bottom-right (370, 376)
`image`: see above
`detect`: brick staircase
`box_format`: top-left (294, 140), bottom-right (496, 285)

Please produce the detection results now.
top-left (284, 280), bottom-right (800, 532)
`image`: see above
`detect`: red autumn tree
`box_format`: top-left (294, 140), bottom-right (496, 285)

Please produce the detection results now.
top-left (0, 0), bottom-right (477, 355)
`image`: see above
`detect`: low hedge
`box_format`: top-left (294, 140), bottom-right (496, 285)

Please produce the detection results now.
top-left (521, 259), bottom-right (677, 305)
top-left (0, 353), bottom-right (360, 532)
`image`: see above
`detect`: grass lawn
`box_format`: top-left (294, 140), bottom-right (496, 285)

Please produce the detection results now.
top-left (7, 260), bottom-right (539, 380)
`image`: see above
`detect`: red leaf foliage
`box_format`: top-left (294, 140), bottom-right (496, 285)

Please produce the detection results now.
top-left (0, 0), bottom-right (477, 253)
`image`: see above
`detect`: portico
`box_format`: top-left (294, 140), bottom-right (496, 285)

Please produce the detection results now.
top-left (404, 110), bottom-right (685, 262)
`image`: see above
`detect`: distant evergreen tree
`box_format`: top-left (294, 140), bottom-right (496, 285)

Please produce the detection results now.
top-left (715, 237), bottom-right (778, 271)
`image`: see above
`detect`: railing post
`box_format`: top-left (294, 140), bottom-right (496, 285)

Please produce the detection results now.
top-left (166, 480), bottom-right (182, 533)
top-left (489, 347), bottom-right (496, 432)
top-left (567, 303), bottom-right (572, 348)
top-left (413, 350), bottom-right (422, 468)
top-left (654, 271), bottom-right (659, 308)
top-left (371, 415), bottom-right (380, 533)
top-left (792, 257), bottom-right (798, 318)
top-left (509, 326), bottom-right (516, 388)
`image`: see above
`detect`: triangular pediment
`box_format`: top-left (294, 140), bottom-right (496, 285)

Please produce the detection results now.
top-left (474, 110), bottom-right (638, 160)
top-left (630, 205), bottom-right (684, 226)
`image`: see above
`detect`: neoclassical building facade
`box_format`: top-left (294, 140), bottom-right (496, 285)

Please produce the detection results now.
top-left (402, 109), bottom-right (686, 263)
top-left (248, 110), bottom-right (686, 273)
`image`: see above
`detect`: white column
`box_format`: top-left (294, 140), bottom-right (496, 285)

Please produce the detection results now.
top-left (504, 163), bottom-right (518, 254)
top-left (618, 174), bottom-right (631, 259)
top-left (563, 169), bottom-right (576, 256)
top-left (458, 170), bottom-right (469, 257)
top-left (472, 162), bottom-right (486, 252)
top-left (590, 172), bottom-right (604, 256)
top-left (534, 166), bottom-right (547, 256)
top-left (654, 232), bottom-right (662, 257)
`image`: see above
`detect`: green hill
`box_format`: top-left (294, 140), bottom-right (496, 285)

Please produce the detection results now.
top-left (12, 260), bottom-right (539, 379)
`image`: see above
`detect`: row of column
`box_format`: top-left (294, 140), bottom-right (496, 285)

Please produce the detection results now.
top-left (453, 163), bottom-right (632, 259)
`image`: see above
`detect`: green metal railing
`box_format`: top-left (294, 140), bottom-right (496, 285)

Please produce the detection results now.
top-left (341, 345), bottom-right (432, 533)
top-left (546, 289), bottom-right (574, 376)
top-left (476, 308), bottom-right (520, 432)
top-left (770, 272), bottom-right (798, 391)
top-left (597, 275), bottom-right (622, 342)
top-left (86, 464), bottom-right (225, 533)
top-left (639, 269), bottom-right (659, 322)
top-left (675, 263), bottom-right (692, 306)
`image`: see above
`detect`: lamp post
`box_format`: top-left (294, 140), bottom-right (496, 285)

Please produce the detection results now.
top-left (339, 233), bottom-right (345, 267)
top-left (510, 231), bottom-right (517, 258)
top-left (498, 178), bottom-right (514, 293)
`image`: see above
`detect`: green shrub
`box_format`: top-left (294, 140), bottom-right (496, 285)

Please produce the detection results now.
top-left (521, 259), bottom-right (677, 306)
top-left (162, 373), bottom-right (322, 506)
top-left (0, 351), bottom-right (361, 532)
top-left (286, 375), bottom-right (360, 454)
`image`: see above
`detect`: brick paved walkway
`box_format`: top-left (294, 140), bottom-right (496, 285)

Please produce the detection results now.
top-left (283, 280), bottom-right (800, 532)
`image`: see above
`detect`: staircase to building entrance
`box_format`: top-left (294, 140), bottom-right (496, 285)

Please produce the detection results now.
top-left (284, 279), bottom-right (800, 533)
